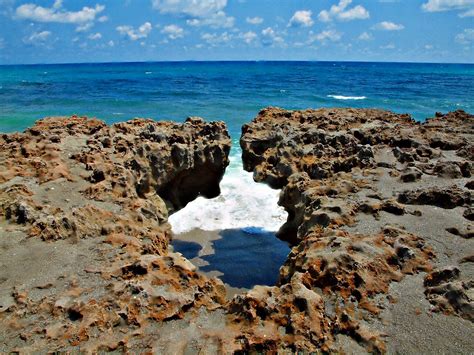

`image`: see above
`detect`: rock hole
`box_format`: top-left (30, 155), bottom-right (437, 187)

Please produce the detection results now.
top-left (168, 147), bottom-right (289, 295)
top-left (67, 308), bottom-right (83, 322)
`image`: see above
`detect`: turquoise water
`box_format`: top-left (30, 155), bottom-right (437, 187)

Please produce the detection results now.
top-left (1, 61), bottom-right (473, 135)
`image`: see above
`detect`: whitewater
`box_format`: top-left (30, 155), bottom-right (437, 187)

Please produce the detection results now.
top-left (168, 145), bottom-right (288, 235)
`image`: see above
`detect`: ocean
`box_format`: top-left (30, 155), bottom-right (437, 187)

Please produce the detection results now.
top-left (1, 61), bottom-right (473, 134)
top-left (1, 61), bottom-right (473, 287)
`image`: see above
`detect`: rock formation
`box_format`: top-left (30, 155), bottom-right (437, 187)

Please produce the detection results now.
top-left (239, 108), bottom-right (473, 352)
top-left (1, 108), bottom-right (473, 353)
top-left (0, 115), bottom-right (232, 352)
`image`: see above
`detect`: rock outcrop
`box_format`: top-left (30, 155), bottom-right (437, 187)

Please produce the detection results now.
top-left (1, 108), bottom-right (473, 353)
top-left (240, 108), bottom-right (473, 352)
top-left (0, 115), bottom-right (232, 352)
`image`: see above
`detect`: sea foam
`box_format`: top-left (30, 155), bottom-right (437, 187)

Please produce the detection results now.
top-left (327, 94), bottom-right (367, 100)
top-left (168, 150), bottom-right (287, 234)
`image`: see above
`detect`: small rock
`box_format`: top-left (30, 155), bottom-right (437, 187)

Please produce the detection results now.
top-left (424, 266), bottom-right (460, 287)
top-left (50, 135), bottom-right (61, 143)
top-left (463, 207), bottom-right (474, 221)
top-left (89, 169), bottom-right (105, 183)
top-left (102, 137), bottom-right (112, 148)
top-left (434, 161), bottom-right (462, 179)
top-left (382, 200), bottom-right (405, 215)
top-left (465, 180), bottom-right (474, 190)
top-left (400, 167), bottom-right (422, 182)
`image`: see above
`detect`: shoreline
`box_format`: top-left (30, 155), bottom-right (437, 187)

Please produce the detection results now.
top-left (0, 108), bottom-right (472, 352)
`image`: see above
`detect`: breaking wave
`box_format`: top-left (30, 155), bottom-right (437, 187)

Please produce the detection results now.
top-left (168, 149), bottom-right (287, 234)
top-left (327, 94), bottom-right (367, 100)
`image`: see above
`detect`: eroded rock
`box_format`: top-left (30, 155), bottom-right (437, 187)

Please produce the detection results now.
top-left (0, 115), bottom-right (231, 352)
top-left (424, 267), bottom-right (473, 321)
top-left (239, 107), bottom-right (473, 351)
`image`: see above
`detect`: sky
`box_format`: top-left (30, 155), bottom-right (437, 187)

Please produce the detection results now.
top-left (0, 0), bottom-right (473, 64)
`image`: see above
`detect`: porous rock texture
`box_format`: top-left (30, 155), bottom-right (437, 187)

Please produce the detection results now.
top-left (0, 115), bottom-right (234, 352)
top-left (1, 109), bottom-right (473, 353)
top-left (240, 108), bottom-right (473, 353)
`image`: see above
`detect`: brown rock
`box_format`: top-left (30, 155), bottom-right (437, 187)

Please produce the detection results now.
top-left (434, 161), bottom-right (463, 179)
top-left (398, 186), bottom-right (471, 209)
top-left (0, 115), bottom-right (231, 352)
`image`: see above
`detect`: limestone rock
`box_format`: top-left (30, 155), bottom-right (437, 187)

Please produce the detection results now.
top-left (239, 107), bottom-right (473, 351)
top-left (0, 115), bottom-right (231, 352)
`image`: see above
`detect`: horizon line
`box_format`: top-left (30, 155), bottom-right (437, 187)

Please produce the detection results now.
top-left (1, 59), bottom-right (473, 67)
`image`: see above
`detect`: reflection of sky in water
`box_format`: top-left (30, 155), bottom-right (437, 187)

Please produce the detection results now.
top-left (172, 228), bottom-right (290, 289)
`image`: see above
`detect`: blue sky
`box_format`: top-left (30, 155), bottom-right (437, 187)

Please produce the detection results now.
top-left (0, 0), bottom-right (473, 64)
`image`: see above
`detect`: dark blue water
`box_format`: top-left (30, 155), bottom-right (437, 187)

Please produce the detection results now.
top-left (173, 240), bottom-right (202, 260)
top-left (1, 61), bottom-right (473, 135)
top-left (173, 228), bottom-right (290, 289)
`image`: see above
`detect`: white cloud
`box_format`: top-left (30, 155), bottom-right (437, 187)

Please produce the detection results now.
top-left (98, 15), bottom-right (108, 22)
top-left (289, 10), bottom-right (314, 27)
top-left (186, 11), bottom-right (234, 28)
top-left (201, 31), bottom-right (232, 45)
top-left (455, 28), bottom-right (474, 44)
top-left (358, 31), bottom-right (373, 40)
top-left (373, 21), bottom-right (404, 30)
top-left (261, 27), bottom-right (284, 46)
top-left (380, 43), bottom-right (396, 49)
top-left (151, 0), bottom-right (226, 17)
top-left (23, 30), bottom-right (51, 45)
top-left (108, 40), bottom-right (114, 47)
top-left (239, 31), bottom-right (257, 44)
top-left (318, 0), bottom-right (369, 22)
top-left (75, 22), bottom-right (93, 32)
top-left (88, 32), bottom-right (102, 40)
top-left (161, 24), bottom-right (184, 39)
top-left (15, 1), bottom-right (105, 24)
top-left (425, 44), bottom-right (434, 49)
top-left (310, 29), bottom-right (342, 43)
top-left (152, 0), bottom-right (233, 29)
top-left (116, 22), bottom-right (152, 41)
top-left (246, 16), bottom-right (263, 25)
top-left (422, 0), bottom-right (474, 17)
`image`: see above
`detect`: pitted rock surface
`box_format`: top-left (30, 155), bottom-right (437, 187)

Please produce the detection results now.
top-left (1, 109), bottom-right (473, 353)
top-left (239, 107), bottom-right (473, 353)
top-left (0, 115), bottom-right (233, 352)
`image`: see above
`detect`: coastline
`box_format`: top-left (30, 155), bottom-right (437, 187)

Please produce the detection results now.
top-left (0, 108), bottom-right (472, 352)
